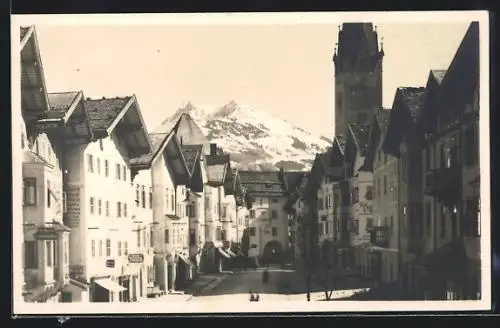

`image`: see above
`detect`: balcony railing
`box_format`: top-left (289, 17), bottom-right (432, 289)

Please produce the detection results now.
top-left (424, 166), bottom-right (462, 207)
top-left (368, 225), bottom-right (389, 248)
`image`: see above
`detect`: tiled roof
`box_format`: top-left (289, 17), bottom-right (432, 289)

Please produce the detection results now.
top-left (181, 144), bottom-right (202, 174)
top-left (397, 87), bottom-right (426, 120)
top-left (84, 97), bottom-right (131, 132)
top-left (48, 92), bottom-right (80, 111)
top-left (20, 26), bottom-right (30, 41)
top-left (206, 164), bottom-right (226, 185)
top-left (238, 171), bottom-right (282, 184)
top-left (431, 69), bottom-right (447, 85)
top-left (206, 153), bottom-right (230, 166)
top-left (349, 123), bottom-right (371, 156)
top-left (130, 132), bottom-right (169, 166)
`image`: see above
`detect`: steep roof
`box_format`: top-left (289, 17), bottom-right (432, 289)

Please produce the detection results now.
top-left (374, 107), bottom-right (391, 134)
top-left (337, 23), bottom-right (380, 59)
top-left (84, 96), bottom-right (132, 132)
top-left (238, 171), bottom-right (282, 184)
top-left (397, 87), bottom-right (427, 121)
top-left (431, 69), bottom-right (447, 85)
top-left (348, 123), bottom-right (371, 157)
top-left (181, 144), bottom-right (202, 175)
top-left (206, 164), bottom-right (226, 185)
top-left (284, 171), bottom-right (306, 192)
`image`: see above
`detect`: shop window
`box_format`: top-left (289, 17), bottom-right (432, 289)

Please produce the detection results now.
top-left (23, 178), bottom-right (37, 206)
top-left (24, 241), bottom-right (37, 269)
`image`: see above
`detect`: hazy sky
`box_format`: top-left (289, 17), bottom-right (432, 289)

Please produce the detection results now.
top-left (32, 22), bottom-right (470, 138)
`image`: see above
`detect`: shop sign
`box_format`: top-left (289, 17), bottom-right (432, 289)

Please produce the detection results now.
top-left (105, 259), bottom-right (115, 268)
top-left (128, 254), bottom-right (144, 263)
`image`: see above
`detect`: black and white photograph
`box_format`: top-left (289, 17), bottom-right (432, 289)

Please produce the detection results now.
top-left (11, 11), bottom-right (490, 314)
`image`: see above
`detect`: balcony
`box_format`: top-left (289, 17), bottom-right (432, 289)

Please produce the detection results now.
top-left (424, 166), bottom-right (462, 207)
top-left (368, 225), bottom-right (389, 248)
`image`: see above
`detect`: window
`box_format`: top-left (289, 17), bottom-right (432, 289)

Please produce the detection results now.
top-left (47, 180), bottom-right (51, 208)
top-left (124, 241), bottom-right (128, 255)
top-left (99, 240), bottom-right (103, 257)
top-left (99, 139), bottom-right (104, 151)
top-left (88, 154), bottom-right (94, 173)
top-left (171, 194), bottom-right (175, 211)
top-left (106, 239), bottom-right (111, 257)
top-left (272, 198), bottom-right (279, 203)
top-left (46, 241), bottom-right (53, 267)
top-left (440, 206), bottom-right (446, 238)
top-left (271, 227), bottom-right (278, 237)
top-left (98, 199), bottom-right (102, 215)
top-left (91, 240), bottom-right (96, 258)
top-left (142, 186), bottom-right (146, 209)
top-left (89, 197), bottom-right (95, 214)
top-left (118, 241), bottom-right (122, 256)
top-left (383, 176), bottom-right (387, 194)
top-left (97, 158), bottom-right (101, 175)
top-left (250, 210), bottom-right (255, 218)
top-left (353, 187), bottom-right (359, 203)
top-left (251, 244), bottom-right (257, 249)
top-left (24, 241), bottom-right (37, 269)
top-left (425, 202), bottom-right (432, 237)
top-left (123, 165), bottom-right (127, 181)
top-left (249, 227), bottom-right (256, 236)
top-left (62, 192), bottom-right (67, 213)
top-left (104, 160), bottom-right (109, 177)
top-left (365, 186), bottom-right (373, 200)
top-left (149, 188), bottom-right (153, 209)
top-left (271, 210), bottom-right (278, 219)
top-left (464, 126), bottom-right (478, 166)
top-left (150, 227), bottom-right (154, 247)
top-left (136, 185), bottom-right (141, 207)
top-left (366, 218), bottom-right (373, 229)
top-left (124, 203), bottom-right (127, 217)
top-left (105, 201), bottom-right (110, 217)
top-left (116, 164), bottom-right (121, 180)
top-left (425, 146), bottom-right (432, 171)
top-left (117, 202), bottom-right (122, 217)
top-left (64, 241), bottom-right (68, 264)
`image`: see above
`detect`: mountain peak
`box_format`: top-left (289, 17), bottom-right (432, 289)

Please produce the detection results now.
top-left (210, 100), bottom-right (240, 119)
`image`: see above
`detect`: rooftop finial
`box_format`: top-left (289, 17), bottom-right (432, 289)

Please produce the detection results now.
top-left (334, 42), bottom-right (338, 55)
top-left (381, 36), bottom-right (384, 51)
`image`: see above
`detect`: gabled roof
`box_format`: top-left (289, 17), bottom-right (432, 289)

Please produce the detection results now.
top-left (283, 171), bottom-right (306, 193)
top-left (238, 171), bottom-right (282, 184)
top-left (181, 144), bottom-right (202, 175)
top-left (382, 87), bottom-right (426, 156)
top-left (430, 69), bottom-right (447, 85)
top-left (348, 123), bottom-right (371, 157)
top-left (206, 164), bottom-right (227, 185)
top-left (84, 96), bottom-right (132, 132)
top-left (46, 91), bottom-right (85, 123)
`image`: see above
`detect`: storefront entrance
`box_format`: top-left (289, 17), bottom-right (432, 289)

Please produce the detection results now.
top-left (118, 276), bottom-right (131, 302)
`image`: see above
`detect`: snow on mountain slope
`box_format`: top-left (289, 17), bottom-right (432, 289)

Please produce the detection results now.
top-left (159, 101), bottom-right (332, 171)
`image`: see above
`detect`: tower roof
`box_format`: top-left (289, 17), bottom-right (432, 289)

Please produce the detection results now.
top-left (334, 22), bottom-right (384, 73)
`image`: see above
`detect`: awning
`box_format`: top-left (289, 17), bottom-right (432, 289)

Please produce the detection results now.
top-left (217, 247), bottom-right (231, 259)
top-left (178, 253), bottom-right (195, 267)
top-left (226, 249), bottom-right (237, 257)
top-left (166, 214), bottom-right (181, 221)
top-left (94, 278), bottom-right (126, 293)
top-left (70, 278), bottom-right (91, 290)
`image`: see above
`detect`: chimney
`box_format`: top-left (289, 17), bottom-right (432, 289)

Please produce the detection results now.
top-left (210, 143), bottom-right (217, 156)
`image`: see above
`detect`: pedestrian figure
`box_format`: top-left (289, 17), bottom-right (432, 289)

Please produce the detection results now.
top-left (255, 294), bottom-right (260, 301)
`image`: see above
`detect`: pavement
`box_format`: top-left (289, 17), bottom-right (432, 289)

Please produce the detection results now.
top-left (188, 265), bottom-right (371, 302)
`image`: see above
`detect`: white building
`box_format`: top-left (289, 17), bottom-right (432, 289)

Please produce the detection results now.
top-left (239, 170), bottom-right (290, 263)
top-left (60, 94), bottom-right (153, 302)
top-left (20, 26), bottom-right (72, 303)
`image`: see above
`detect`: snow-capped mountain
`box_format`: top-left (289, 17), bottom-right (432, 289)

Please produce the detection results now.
top-left (159, 101), bottom-right (332, 171)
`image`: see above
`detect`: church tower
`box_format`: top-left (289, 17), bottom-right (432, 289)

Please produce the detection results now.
top-left (333, 23), bottom-right (384, 139)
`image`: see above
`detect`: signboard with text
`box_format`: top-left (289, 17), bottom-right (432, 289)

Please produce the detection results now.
top-left (106, 259), bottom-right (115, 268)
top-left (128, 254), bottom-right (144, 263)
